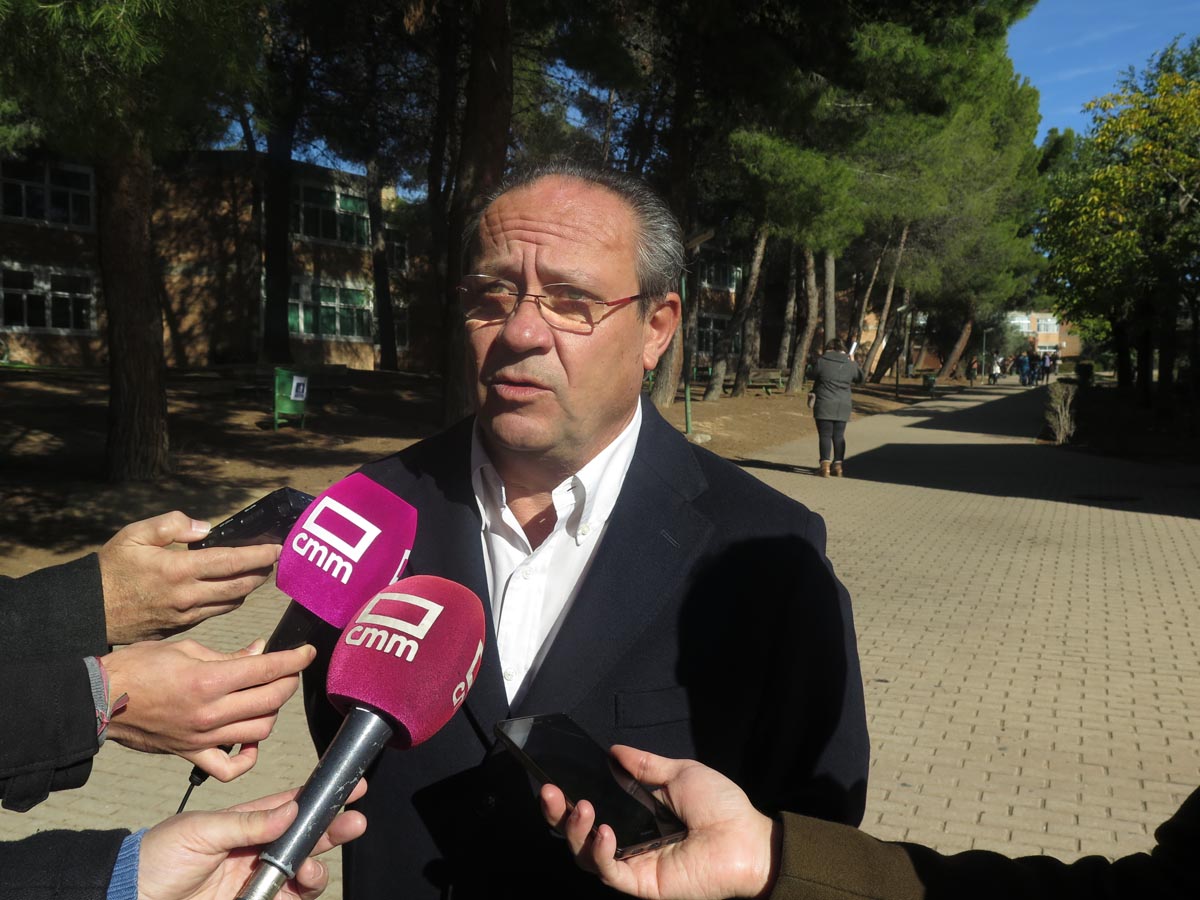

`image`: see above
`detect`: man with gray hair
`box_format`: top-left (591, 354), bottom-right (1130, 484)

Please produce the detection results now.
top-left (303, 161), bottom-right (869, 899)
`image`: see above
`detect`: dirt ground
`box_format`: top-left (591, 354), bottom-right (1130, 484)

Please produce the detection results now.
top-left (0, 364), bottom-right (921, 574)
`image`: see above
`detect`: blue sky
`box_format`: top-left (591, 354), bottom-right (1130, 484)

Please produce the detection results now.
top-left (1007, 0), bottom-right (1200, 143)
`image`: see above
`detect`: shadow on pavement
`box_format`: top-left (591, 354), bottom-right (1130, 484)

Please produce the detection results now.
top-left (843, 441), bottom-right (1200, 519)
top-left (882, 383), bottom-right (1051, 440)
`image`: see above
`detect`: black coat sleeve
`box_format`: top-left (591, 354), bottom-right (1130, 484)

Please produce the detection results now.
top-left (774, 787), bottom-right (1200, 900)
top-left (0, 828), bottom-right (128, 900)
top-left (0, 554), bottom-right (109, 810)
top-left (0, 656), bottom-right (100, 811)
top-left (0, 554), bottom-right (110, 660)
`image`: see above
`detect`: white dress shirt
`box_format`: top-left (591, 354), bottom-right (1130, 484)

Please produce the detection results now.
top-left (471, 403), bottom-right (642, 705)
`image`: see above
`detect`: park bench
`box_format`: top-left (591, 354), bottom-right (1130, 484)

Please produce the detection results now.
top-left (722, 367), bottom-right (788, 395)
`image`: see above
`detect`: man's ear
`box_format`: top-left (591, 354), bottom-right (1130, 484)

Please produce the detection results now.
top-left (642, 292), bottom-right (681, 370)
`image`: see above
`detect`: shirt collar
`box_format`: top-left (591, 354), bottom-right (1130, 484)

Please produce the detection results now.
top-left (470, 402), bottom-right (643, 545)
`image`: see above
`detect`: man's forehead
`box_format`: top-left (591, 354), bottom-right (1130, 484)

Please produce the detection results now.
top-left (476, 176), bottom-right (635, 258)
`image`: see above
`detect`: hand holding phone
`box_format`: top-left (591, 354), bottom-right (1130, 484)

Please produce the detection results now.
top-left (494, 713), bottom-right (687, 859)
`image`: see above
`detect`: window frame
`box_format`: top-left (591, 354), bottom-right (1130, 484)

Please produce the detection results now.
top-left (0, 160), bottom-right (95, 231)
top-left (0, 262), bottom-right (98, 334)
top-left (289, 180), bottom-right (371, 248)
top-left (287, 278), bottom-right (375, 343)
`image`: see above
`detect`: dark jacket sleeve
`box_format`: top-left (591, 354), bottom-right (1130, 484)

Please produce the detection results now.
top-left (0, 828), bottom-right (128, 900)
top-left (0, 554), bottom-right (110, 660)
top-left (0, 656), bottom-right (100, 811)
top-left (772, 786), bottom-right (1200, 900)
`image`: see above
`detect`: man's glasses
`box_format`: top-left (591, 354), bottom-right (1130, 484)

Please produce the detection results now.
top-left (456, 275), bottom-right (642, 335)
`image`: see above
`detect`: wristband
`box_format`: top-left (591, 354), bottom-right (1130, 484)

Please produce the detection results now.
top-left (83, 655), bottom-right (129, 746)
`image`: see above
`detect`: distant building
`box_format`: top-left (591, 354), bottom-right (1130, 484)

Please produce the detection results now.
top-left (1007, 311), bottom-right (1081, 357)
top-left (1, 151), bottom-right (435, 371)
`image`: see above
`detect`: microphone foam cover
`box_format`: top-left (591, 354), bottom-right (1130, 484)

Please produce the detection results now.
top-left (327, 575), bottom-right (486, 749)
top-left (277, 473), bottom-right (417, 628)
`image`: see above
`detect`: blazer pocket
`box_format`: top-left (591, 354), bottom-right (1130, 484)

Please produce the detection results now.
top-left (614, 685), bottom-right (691, 729)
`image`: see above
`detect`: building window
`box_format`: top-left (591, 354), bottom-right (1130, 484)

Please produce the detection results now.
top-left (1, 160), bottom-right (94, 229)
top-left (288, 281), bottom-right (373, 340)
top-left (1, 266), bottom-right (96, 332)
top-left (698, 262), bottom-right (742, 292)
top-left (1008, 313), bottom-right (1034, 334)
top-left (290, 183), bottom-right (370, 246)
top-left (1037, 316), bottom-right (1059, 333)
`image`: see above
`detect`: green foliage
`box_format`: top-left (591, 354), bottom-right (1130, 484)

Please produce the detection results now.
top-left (0, 0), bottom-right (261, 158)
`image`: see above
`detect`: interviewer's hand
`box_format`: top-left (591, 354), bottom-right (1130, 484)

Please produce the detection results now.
top-left (137, 781), bottom-right (368, 900)
top-left (102, 639), bottom-right (314, 782)
top-left (99, 511), bottom-right (281, 644)
top-left (540, 745), bottom-right (780, 900)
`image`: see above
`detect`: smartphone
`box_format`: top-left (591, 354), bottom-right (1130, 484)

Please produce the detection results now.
top-left (187, 487), bottom-right (315, 550)
top-left (494, 713), bottom-right (687, 859)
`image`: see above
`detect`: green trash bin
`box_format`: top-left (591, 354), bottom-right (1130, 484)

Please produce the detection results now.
top-left (274, 367), bottom-right (309, 430)
top-left (921, 374), bottom-right (937, 396)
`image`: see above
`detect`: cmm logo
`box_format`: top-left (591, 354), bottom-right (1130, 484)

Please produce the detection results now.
top-left (291, 496), bottom-right (382, 585)
top-left (344, 592), bottom-right (444, 661)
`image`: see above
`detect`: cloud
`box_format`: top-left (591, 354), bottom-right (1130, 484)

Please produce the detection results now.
top-left (1045, 22), bottom-right (1140, 52)
top-left (1041, 63), bottom-right (1121, 84)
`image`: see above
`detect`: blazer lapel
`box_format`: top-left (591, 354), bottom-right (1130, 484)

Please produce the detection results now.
top-left (515, 402), bottom-right (713, 717)
top-left (398, 422), bottom-right (510, 747)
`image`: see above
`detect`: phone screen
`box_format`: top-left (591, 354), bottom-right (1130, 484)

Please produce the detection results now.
top-left (494, 714), bottom-right (686, 858)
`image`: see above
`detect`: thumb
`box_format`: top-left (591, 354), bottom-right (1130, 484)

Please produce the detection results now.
top-left (202, 801), bottom-right (298, 854)
top-left (137, 511), bottom-right (213, 547)
top-left (608, 745), bottom-right (688, 787)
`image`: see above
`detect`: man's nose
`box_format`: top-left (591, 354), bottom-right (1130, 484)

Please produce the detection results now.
top-left (498, 295), bottom-right (553, 347)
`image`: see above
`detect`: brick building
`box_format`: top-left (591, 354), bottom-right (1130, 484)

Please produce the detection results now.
top-left (1, 151), bottom-right (437, 372)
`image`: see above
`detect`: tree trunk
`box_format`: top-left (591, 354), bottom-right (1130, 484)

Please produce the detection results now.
top-left (731, 289), bottom-right (763, 397)
top-left (444, 0), bottom-right (512, 424)
top-left (262, 116), bottom-right (297, 364)
top-left (650, 327), bottom-right (683, 409)
top-left (822, 249), bottom-right (836, 348)
top-left (1187, 296), bottom-right (1199, 402)
top-left (1155, 285), bottom-right (1177, 413)
top-left (96, 139), bottom-right (170, 481)
top-left (600, 88), bottom-right (617, 166)
top-left (852, 235), bottom-right (889, 346)
top-left (703, 221), bottom-right (769, 401)
top-left (426, 0), bottom-right (459, 300)
top-left (650, 36), bottom-right (698, 410)
top-left (680, 258), bottom-right (700, 403)
top-left (367, 157), bottom-right (397, 371)
top-left (776, 243), bottom-right (798, 369)
top-left (935, 316), bottom-right (974, 383)
top-left (1112, 317), bottom-right (1133, 389)
top-left (785, 246), bottom-right (819, 393)
top-left (1135, 296), bottom-right (1155, 408)
top-left (864, 221), bottom-right (908, 377)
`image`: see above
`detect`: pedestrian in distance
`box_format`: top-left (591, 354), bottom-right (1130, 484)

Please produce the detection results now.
top-left (810, 338), bottom-right (864, 478)
top-left (989, 355), bottom-right (1001, 385)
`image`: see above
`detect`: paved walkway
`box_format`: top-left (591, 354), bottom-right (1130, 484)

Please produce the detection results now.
top-left (4, 380), bottom-right (1200, 892)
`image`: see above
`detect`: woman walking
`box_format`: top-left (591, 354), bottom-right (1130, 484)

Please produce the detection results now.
top-left (810, 338), bottom-right (864, 477)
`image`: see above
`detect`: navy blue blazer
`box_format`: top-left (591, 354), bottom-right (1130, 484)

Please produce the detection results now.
top-left (303, 399), bottom-right (869, 899)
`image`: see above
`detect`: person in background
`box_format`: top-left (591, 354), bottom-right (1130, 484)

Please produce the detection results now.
top-left (989, 354), bottom-right (1001, 385)
top-left (810, 339), bottom-right (864, 478)
top-left (542, 745), bottom-right (1199, 900)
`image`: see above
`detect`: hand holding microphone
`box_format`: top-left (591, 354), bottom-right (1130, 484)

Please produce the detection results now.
top-left (182, 475), bottom-right (417, 803)
top-left (236, 574), bottom-right (486, 900)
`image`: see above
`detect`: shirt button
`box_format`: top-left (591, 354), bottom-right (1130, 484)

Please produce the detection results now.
top-left (503, 669), bottom-right (514, 681)
top-left (521, 568), bottom-right (532, 580)
top-left (579, 523), bottom-right (591, 536)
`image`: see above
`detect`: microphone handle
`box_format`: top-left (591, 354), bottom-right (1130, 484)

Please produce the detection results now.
top-left (184, 603), bottom-right (323, 796)
top-left (236, 706), bottom-right (393, 900)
